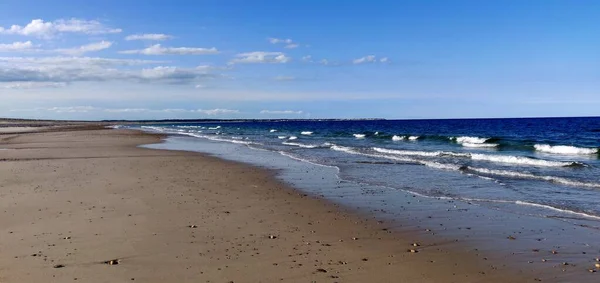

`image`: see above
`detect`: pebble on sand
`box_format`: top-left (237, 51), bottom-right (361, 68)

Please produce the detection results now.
top-left (53, 264), bottom-right (65, 268)
top-left (104, 259), bottom-right (120, 265)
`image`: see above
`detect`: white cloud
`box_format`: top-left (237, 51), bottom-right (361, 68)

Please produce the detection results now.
top-left (260, 110), bottom-right (303, 114)
top-left (268, 38), bottom-right (293, 44)
top-left (301, 55), bottom-right (312, 62)
top-left (45, 106), bottom-right (96, 113)
top-left (0, 41), bottom-right (36, 52)
top-left (1, 82), bottom-right (67, 89)
top-left (320, 59), bottom-right (329, 65)
top-left (0, 56), bottom-right (164, 67)
top-left (0, 19), bottom-right (121, 38)
top-left (230, 51), bottom-right (290, 64)
top-left (285, 43), bottom-right (299, 49)
top-left (380, 57), bottom-right (389, 63)
top-left (120, 44), bottom-right (219, 55)
top-left (0, 57), bottom-right (216, 85)
top-left (125, 34), bottom-right (173, 41)
top-left (196, 109), bottom-right (239, 115)
top-left (353, 55), bottom-right (376, 64)
top-left (274, 76), bottom-right (295, 81)
top-left (55, 41), bottom-right (112, 55)
top-left (11, 107), bottom-right (240, 116)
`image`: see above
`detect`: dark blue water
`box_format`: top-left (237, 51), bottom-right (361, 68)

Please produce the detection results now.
top-left (126, 117), bottom-right (600, 223)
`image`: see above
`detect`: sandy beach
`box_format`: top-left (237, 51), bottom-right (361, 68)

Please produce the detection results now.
top-left (0, 127), bottom-right (546, 282)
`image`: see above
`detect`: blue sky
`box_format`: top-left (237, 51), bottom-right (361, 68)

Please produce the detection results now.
top-left (1, 0), bottom-right (598, 120)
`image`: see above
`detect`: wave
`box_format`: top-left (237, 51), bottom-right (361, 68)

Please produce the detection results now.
top-left (513, 201), bottom-right (600, 220)
top-left (181, 132), bottom-right (255, 145)
top-left (373, 147), bottom-right (579, 167)
top-left (208, 126), bottom-right (221, 130)
top-left (466, 167), bottom-right (600, 189)
top-left (353, 134), bottom-right (366, 139)
top-left (288, 136), bottom-right (298, 140)
top-left (282, 141), bottom-right (320, 149)
top-left (269, 129), bottom-right (277, 133)
top-left (534, 144), bottom-right (598, 155)
top-left (277, 136), bottom-right (287, 139)
top-left (301, 131), bottom-right (313, 135)
top-left (462, 143), bottom-right (498, 148)
top-left (408, 136), bottom-right (419, 141)
top-left (453, 136), bottom-right (489, 144)
top-left (392, 135), bottom-right (405, 141)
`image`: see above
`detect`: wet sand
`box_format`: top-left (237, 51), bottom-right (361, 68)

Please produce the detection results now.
top-left (0, 128), bottom-right (547, 282)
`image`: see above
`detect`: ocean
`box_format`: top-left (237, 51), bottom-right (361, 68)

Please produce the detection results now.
top-left (127, 117), bottom-right (600, 277)
top-left (129, 117), bottom-right (600, 221)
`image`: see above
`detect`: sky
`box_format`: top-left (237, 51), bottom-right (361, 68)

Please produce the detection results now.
top-left (0, 0), bottom-right (598, 120)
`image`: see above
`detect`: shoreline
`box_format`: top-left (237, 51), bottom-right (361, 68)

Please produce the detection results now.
top-left (0, 127), bottom-right (564, 282)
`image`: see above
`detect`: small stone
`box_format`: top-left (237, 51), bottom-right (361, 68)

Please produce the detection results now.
top-left (589, 269), bottom-right (596, 273)
top-left (361, 258), bottom-right (368, 261)
top-left (268, 235), bottom-right (277, 239)
top-left (542, 259), bottom-right (547, 262)
top-left (63, 236), bottom-right (71, 240)
top-left (412, 243), bottom-right (420, 247)
top-left (562, 262), bottom-right (569, 266)
top-left (532, 249), bottom-right (540, 252)
top-left (316, 268), bottom-right (327, 273)
top-left (188, 225), bottom-right (197, 228)
top-left (53, 264), bottom-right (65, 268)
top-left (352, 237), bottom-right (358, 240)
top-left (104, 259), bottom-right (120, 265)
top-left (338, 261), bottom-right (347, 265)
top-left (407, 249), bottom-right (418, 253)
top-left (507, 236), bottom-right (516, 240)
top-left (595, 263), bottom-right (600, 269)
top-left (551, 250), bottom-right (558, 254)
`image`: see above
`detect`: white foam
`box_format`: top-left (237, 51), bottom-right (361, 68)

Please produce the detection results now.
top-left (332, 145), bottom-right (456, 170)
top-left (373, 147), bottom-right (440, 157)
top-left (461, 143), bottom-right (498, 148)
top-left (468, 167), bottom-right (600, 188)
top-left (270, 129), bottom-right (277, 132)
top-left (470, 153), bottom-right (578, 167)
top-left (514, 201), bottom-right (600, 220)
top-left (300, 131), bottom-right (313, 135)
top-left (277, 136), bottom-right (287, 139)
top-left (408, 136), bottom-right (419, 141)
top-left (288, 136), bottom-right (298, 140)
top-left (353, 134), bottom-right (366, 139)
top-left (208, 126), bottom-right (221, 130)
top-left (392, 135), bottom-right (405, 141)
top-left (534, 144), bottom-right (598, 155)
top-left (374, 132), bottom-right (379, 135)
top-left (373, 147), bottom-right (577, 167)
top-left (453, 136), bottom-right (489, 144)
top-left (282, 142), bottom-right (319, 148)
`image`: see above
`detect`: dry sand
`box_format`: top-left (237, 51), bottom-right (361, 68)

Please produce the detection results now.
top-left (0, 128), bottom-right (542, 282)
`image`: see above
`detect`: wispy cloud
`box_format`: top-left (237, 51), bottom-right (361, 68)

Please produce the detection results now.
top-left (54, 41), bottom-right (112, 55)
top-left (120, 44), bottom-right (219, 55)
top-left (268, 37), bottom-right (301, 49)
top-left (230, 51), bottom-right (290, 64)
top-left (352, 55), bottom-right (389, 64)
top-left (274, 76), bottom-right (295, 81)
top-left (1, 82), bottom-right (67, 89)
top-left (352, 55), bottom-right (376, 64)
top-left (0, 19), bottom-right (121, 38)
top-left (11, 107), bottom-right (241, 116)
top-left (0, 41), bottom-right (37, 52)
top-left (260, 110), bottom-right (303, 114)
top-left (268, 38), bottom-right (293, 44)
top-left (125, 33), bottom-right (173, 41)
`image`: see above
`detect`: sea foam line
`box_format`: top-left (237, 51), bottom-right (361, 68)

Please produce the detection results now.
top-left (373, 147), bottom-right (579, 167)
top-left (534, 144), bottom-right (598, 155)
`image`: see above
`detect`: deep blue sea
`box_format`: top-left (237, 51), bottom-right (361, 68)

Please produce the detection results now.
top-left (127, 117), bottom-right (600, 223)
